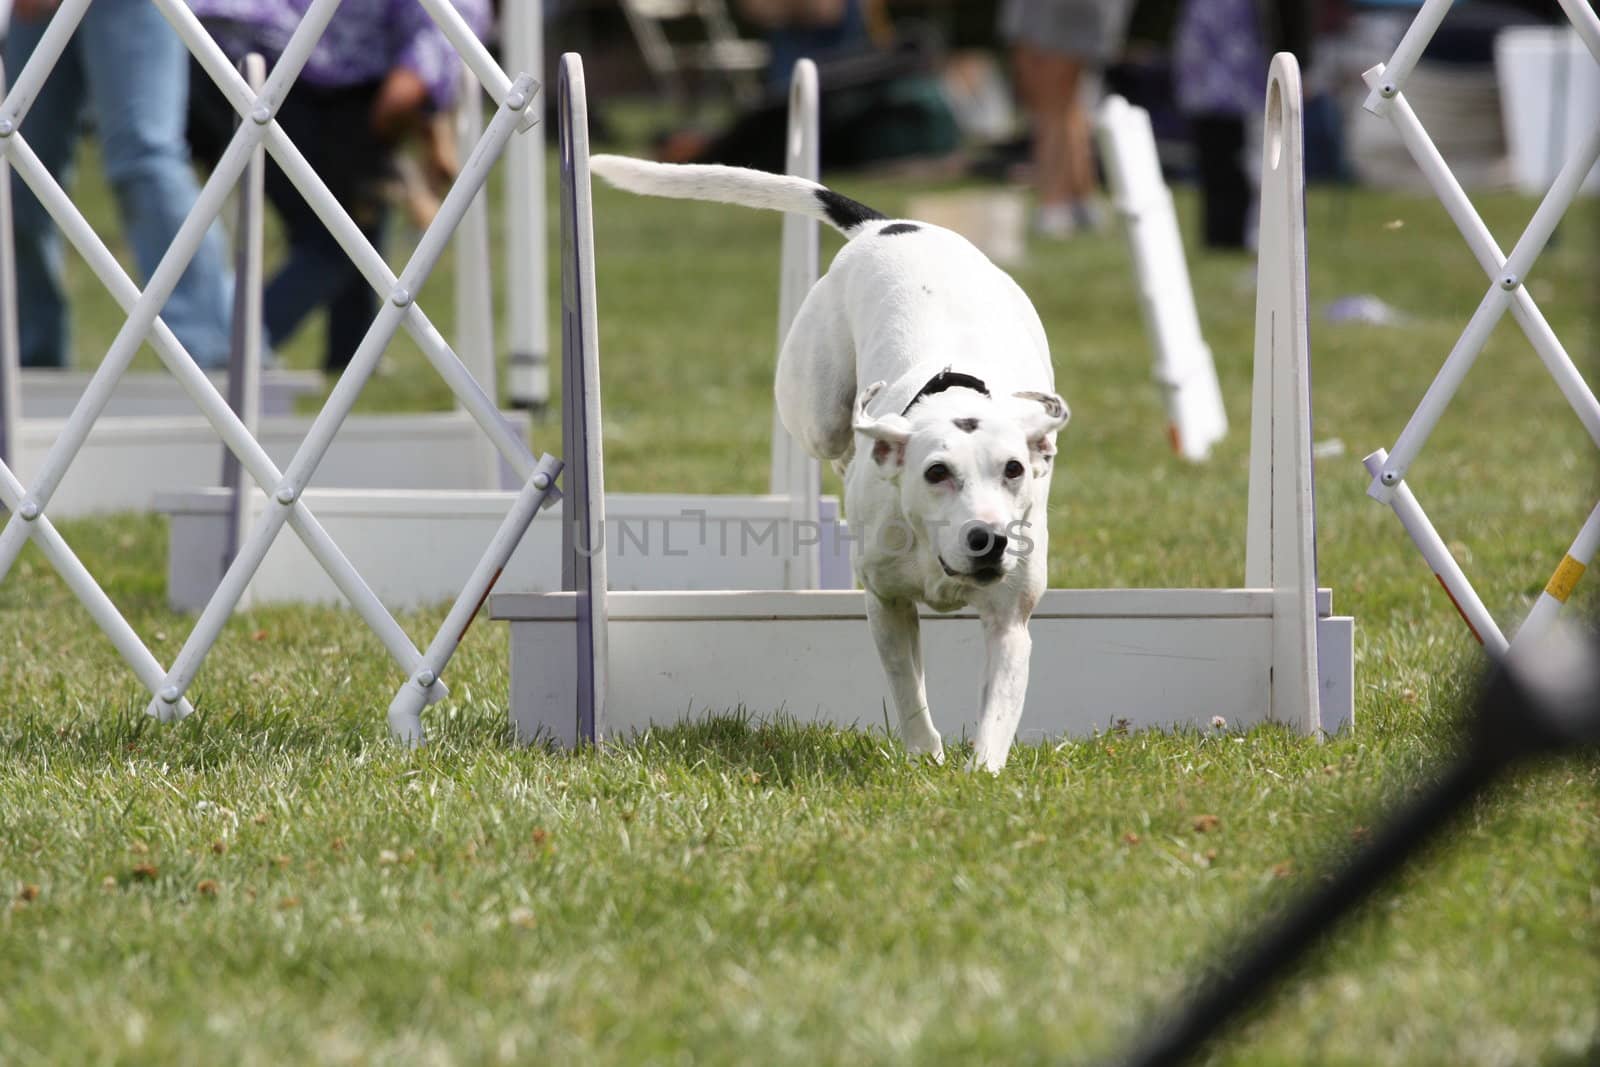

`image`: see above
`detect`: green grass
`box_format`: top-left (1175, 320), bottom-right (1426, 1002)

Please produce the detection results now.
top-left (1, 136), bottom-right (1597, 1064)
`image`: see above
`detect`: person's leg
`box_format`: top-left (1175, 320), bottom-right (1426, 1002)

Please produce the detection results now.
top-left (79, 0), bottom-right (233, 368)
top-left (322, 215), bottom-right (385, 373)
top-left (1190, 112), bottom-right (1249, 249)
top-left (1015, 43), bottom-right (1079, 237)
top-left (5, 14), bottom-right (86, 367)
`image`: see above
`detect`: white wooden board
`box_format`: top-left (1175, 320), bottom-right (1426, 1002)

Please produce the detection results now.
top-left (494, 589), bottom-right (1353, 745)
top-left (161, 487), bottom-right (847, 611)
top-left (17, 409), bottom-right (526, 516)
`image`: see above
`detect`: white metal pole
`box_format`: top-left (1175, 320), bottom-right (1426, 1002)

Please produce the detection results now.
top-left (771, 59), bottom-right (822, 589)
top-left (162, 0), bottom-right (540, 480)
top-left (0, 61), bottom-right (18, 471)
top-left (1361, 66), bottom-right (1600, 453)
top-left (1, 133), bottom-right (441, 690)
top-left (1363, 449), bottom-right (1510, 656)
top-left (387, 453), bottom-right (562, 744)
top-left (146, 74), bottom-right (536, 720)
top-left (222, 53), bottom-right (267, 575)
top-left (452, 60), bottom-right (500, 488)
top-left (1515, 499), bottom-right (1600, 646)
top-left (504, 0), bottom-right (549, 409)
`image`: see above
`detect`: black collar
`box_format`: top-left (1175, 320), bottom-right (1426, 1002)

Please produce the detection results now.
top-left (901, 368), bottom-right (990, 416)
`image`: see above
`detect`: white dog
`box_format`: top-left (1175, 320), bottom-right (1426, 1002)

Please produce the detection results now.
top-left (590, 156), bottom-right (1069, 772)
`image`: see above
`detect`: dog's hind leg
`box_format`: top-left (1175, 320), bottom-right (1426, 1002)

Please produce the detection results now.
top-left (775, 273), bottom-right (858, 463)
top-left (866, 593), bottom-right (943, 762)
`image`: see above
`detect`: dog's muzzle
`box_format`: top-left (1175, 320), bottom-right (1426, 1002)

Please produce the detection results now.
top-left (942, 523), bottom-right (1008, 584)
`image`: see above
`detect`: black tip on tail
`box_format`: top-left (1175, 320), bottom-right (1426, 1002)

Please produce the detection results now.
top-left (816, 188), bottom-right (886, 233)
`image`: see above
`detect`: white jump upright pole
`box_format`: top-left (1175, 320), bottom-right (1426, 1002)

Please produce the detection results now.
top-left (453, 59), bottom-right (501, 489)
top-left (0, 62), bottom-right (18, 474)
top-left (556, 53), bottom-right (607, 745)
top-left (1095, 95), bottom-right (1227, 462)
top-left (504, 0), bottom-right (549, 409)
top-left (769, 58), bottom-right (822, 589)
top-left (221, 53), bottom-right (267, 576)
top-left (1243, 54), bottom-right (1321, 735)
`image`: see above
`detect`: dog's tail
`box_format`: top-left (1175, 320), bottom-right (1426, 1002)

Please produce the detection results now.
top-left (589, 155), bottom-right (886, 237)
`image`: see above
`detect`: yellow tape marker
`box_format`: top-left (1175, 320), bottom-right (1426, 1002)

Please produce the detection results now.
top-left (1544, 554), bottom-right (1586, 603)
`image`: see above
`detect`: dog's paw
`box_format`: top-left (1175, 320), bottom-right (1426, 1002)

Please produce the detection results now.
top-left (900, 714), bottom-right (944, 764)
top-left (964, 747), bottom-right (1008, 775)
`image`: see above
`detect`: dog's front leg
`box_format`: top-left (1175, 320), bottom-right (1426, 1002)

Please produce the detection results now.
top-left (865, 593), bottom-right (943, 762)
top-left (969, 613), bottom-right (1032, 773)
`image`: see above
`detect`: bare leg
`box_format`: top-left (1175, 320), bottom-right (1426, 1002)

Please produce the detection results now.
top-left (865, 593), bottom-right (944, 761)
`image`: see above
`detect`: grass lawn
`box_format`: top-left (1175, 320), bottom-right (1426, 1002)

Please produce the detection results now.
top-left (0, 126), bottom-right (1597, 1064)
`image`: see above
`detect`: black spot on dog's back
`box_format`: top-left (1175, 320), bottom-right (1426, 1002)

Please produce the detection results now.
top-left (816, 188), bottom-right (886, 233)
top-left (953, 418), bottom-right (980, 433)
top-left (878, 222), bottom-right (921, 236)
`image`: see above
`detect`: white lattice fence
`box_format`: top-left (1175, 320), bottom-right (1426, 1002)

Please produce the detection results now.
top-left (0, 0), bottom-right (560, 742)
top-left (1360, 0), bottom-right (1600, 656)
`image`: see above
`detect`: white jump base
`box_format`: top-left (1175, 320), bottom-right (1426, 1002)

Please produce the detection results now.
top-left (18, 367), bottom-right (322, 418)
top-left (494, 589), bottom-right (1354, 747)
top-left (162, 488), bottom-right (849, 612)
top-left (20, 408), bottom-right (526, 517)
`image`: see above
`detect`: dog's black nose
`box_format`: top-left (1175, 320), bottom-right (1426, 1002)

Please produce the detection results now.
top-left (964, 524), bottom-right (1007, 562)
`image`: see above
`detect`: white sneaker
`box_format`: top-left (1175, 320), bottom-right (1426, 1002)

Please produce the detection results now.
top-left (1034, 203), bottom-right (1077, 239)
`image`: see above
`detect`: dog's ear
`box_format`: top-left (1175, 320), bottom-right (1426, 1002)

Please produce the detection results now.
top-left (1008, 391), bottom-right (1070, 477)
top-left (853, 381), bottom-right (912, 470)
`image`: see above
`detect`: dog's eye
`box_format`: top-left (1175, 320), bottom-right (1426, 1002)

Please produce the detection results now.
top-left (1004, 459), bottom-right (1026, 479)
top-left (923, 463), bottom-right (951, 485)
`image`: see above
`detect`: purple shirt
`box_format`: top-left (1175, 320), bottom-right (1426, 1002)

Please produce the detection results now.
top-left (188, 0), bottom-right (492, 109)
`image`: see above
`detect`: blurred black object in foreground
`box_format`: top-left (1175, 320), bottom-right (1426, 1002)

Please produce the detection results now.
top-left (1118, 622), bottom-right (1600, 1067)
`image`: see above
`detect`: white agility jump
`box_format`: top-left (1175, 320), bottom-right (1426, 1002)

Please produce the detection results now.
top-left (0, 47), bottom-right (531, 521)
top-left (0, 0), bottom-right (564, 741)
top-left (492, 53), bottom-right (1353, 749)
top-left (159, 57), bottom-right (849, 614)
top-left (1094, 95), bottom-right (1227, 463)
top-left (1360, 0), bottom-right (1600, 657)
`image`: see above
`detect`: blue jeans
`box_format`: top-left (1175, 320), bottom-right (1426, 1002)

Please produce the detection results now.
top-left (6, 0), bottom-right (232, 368)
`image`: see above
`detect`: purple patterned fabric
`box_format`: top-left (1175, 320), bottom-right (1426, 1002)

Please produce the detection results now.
top-left (1172, 0), bottom-right (1266, 117)
top-left (187, 0), bottom-right (491, 108)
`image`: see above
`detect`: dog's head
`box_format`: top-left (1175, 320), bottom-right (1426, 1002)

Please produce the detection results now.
top-left (852, 380), bottom-right (1070, 584)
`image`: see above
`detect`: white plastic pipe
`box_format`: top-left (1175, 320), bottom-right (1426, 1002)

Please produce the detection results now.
top-left (1372, 108), bottom-right (1600, 491)
top-left (1361, 66), bottom-right (1600, 454)
top-left (1095, 94), bottom-right (1227, 462)
top-left (1363, 449), bottom-right (1510, 656)
top-left (0, 461), bottom-right (195, 717)
top-left (0, 61), bottom-right (18, 469)
top-left (1515, 499), bottom-right (1599, 646)
top-left (146, 76), bottom-right (534, 720)
top-left (1554, 0), bottom-right (1600, 62)
top-left (161, 0), bottom-right (539, 480)
top-left (1362, 0), bottom-right (1455, 116)
top-left (0, 0), bottom-right (347, 584)
top-left (452, 61), bottom-right (500, 488)
top-left (770, 59), bottom-right (822, 589)
top-left (387, 453), bottom-right (563, 744)
top-left (0, 133), bottom-right (439, 692)
top-left (222, 53), bottom-right (267, 574)
top-left (503, 0), bottom-right (549, 409)
top-left (0, 0), bottom-right (93, 132)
